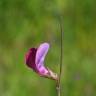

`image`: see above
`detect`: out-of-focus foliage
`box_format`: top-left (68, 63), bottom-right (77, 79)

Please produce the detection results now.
top-left (0, 0), bottom-right (96, 96)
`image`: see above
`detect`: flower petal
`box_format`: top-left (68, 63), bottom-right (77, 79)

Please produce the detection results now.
top-left (35, 43), bottom-right (50, 68)
top-left (25, 43), bottom-right (50, 76)
top-left (25, 48), bottom-right (38, 72)
top-left (37, 55), bottom-right (48, 75)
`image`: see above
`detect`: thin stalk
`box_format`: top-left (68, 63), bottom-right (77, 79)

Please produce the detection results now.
top-left (56, 16), bottom-right (63, 96)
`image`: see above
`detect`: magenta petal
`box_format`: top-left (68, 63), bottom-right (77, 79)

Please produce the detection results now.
top-left (25, 48), bottom-right (38, 72)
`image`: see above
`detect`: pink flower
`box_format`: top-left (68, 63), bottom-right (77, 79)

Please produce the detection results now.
top-left (25, 43), bottom-right (58, 80)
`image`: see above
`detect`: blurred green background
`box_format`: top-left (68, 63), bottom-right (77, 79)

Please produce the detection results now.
top-left (0, 0), bottom-right (96, 96)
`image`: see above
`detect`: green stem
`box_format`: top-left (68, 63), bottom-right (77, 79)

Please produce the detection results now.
top-left (56, 80), bottom-right (60, 96)
top-left (57, 15), bottom-right (63, 96)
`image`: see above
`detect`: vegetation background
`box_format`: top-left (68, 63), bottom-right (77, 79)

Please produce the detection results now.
top-left (0, 0), bottom-right (96, 96)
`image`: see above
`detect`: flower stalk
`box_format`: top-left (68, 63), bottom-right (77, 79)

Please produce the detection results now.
top-left (56, 15), bottom-right (63, 96)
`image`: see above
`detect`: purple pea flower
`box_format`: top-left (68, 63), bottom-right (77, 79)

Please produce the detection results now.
top-left (25, 43), bottom-right (58, 80)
